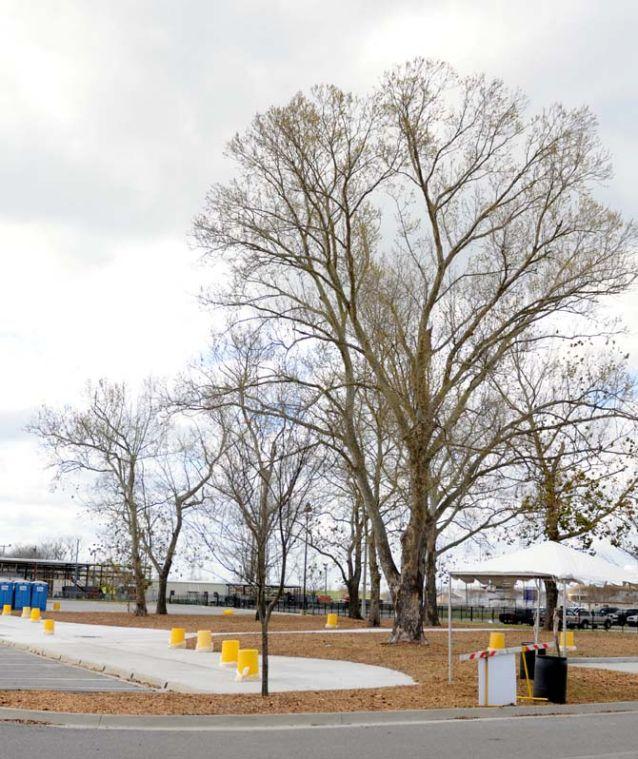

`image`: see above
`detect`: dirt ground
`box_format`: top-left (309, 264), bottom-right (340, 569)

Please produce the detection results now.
top-left (1, 614), bottom-right (638, 716)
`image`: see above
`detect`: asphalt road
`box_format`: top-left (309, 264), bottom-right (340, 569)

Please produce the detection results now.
top-left (2, 711), bottom-right (638, 759)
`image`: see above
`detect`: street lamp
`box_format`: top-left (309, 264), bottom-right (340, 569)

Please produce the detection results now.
top-left (323, 562), bottom-right (328, 594)
top-left (301, 502), bottom-right (312, 615)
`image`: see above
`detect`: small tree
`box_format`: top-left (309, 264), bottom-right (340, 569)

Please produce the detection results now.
top-left (191, 334), bottom-right (319, 695)
top-left (507, 343), bottom-right (637, 626)
top-left (140, 420), bottom-right (225, 614)
top-left (28, 380), bottom-right (163, 616)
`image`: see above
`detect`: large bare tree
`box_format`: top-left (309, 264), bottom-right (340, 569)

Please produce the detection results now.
top-left (195, 60), bottom-right (637, 641)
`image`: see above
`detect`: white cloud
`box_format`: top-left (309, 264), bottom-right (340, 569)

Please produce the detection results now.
top-left (1, 0), bottom-right (637, 548)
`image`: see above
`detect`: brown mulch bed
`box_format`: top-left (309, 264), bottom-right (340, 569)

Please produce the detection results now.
top-left (43, 610), bottom-right (380, 632)
top-left (1, 624), bottom-right (638, 715)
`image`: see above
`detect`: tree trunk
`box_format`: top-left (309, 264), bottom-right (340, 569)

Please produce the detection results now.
top-left (424, 533), bottom-right (440, 626)
top-left (544, 578), bottom-right (558, 631)
top-left (155, 567), bottom-right (169, 615)
top-left (154, 511), bottom-right (182, 615)
top-left (346, 579), bottom-right (362, 619)
top-left (130, 531), bottom-right (148, 616)
top-left (390, 520), bottom-right (426, 642)
top-left (367, 530), bottom-right (381, 628)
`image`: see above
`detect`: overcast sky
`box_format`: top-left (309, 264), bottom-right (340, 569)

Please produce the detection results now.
top-left (1, 0), bottom-right (637, 565)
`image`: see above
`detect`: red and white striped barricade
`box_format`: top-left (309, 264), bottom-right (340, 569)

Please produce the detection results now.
top-left (459, 643), bottom-right (574, 706)
top-left (459, 644), bottom-right (549, 706)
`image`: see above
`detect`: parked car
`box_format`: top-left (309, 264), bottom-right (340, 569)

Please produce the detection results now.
top-left (498, 608), bottom-right (536, 625)
top-left (575, 609), bottom-right (613, 630)
top-left (610, 608), bottom-right (638, 626)
top-left (540, 607), bottom-right (612, 630)
top-left (625, 613), bottom-right (638, 627)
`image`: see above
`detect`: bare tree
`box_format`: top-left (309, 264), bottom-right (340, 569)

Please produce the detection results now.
top-left (28, 380), bottom-right (163, 616)
top-left (190, 335), bottom-right (319, 695)
top-left (308, 464), bottom-right (366, 619)
top-left (502, 341), bottom-right (638, 626)
top-left (195, 60), bottom-right (637, 641)
top-left (140, 419), bottom-right (226, 614)
top-left (5, 538), bottom-right (78, 561)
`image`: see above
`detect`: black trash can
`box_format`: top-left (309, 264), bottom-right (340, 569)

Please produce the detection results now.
top-left (533, 655), bottom-right (567, 703)
top-left (519, 641), bottom-right (536, 680)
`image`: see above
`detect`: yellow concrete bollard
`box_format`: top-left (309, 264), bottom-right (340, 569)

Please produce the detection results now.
top-left (21, 606), bottom-right (31, 619)
top-left (235, 648), bottom-right (259, 681)
top-left (220, 639), bottom-right (240, 667)
top-left (169, 627), bottom-right (186, 648)
top-left (43, 619), bottom-right (55, 635)
top-left (2, 604), bottom-right (11, 616)
top-left (488, 631), bottom-right (505, 650)
top-left (325, 613), bottom-right (339, 629)
top-left (52, 601), bottom-right (61, 612)
top-left (222, 609), bottom-right (234, 616)
top-left (196, 630), bottom-right (213, 652)
top-left (559, 630), bottom-right (575, 648)
top-left (30, 608), bottom-right (41, 623)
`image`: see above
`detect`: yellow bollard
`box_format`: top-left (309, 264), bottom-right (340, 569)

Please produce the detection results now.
top-left (30, 608), bottom-right (41, 623)
top-left (222, 609), bottom-right (234, 617)
top-left (325, 613), bottom-right (339, 629)
top-left (21, 606), bottom-right (31, 619)
top-left (52, 601), bottom-right (61, 612)
top-left (220, 639), bottom-right (240, 667)
top-left (559, 630), bottom-right (575, 648)
top-left (2, 604), bottom-right (11, 616)
top-left (43, 619), bottom-right (55, 635)
top-left (235, 648), bottom-right (259, 681)
top-left (196, 630), bottom-right (213, 652)
top-left (488, 631), bottom-right (505, 650)
top-left (169, 627), bottom-right (186, 648)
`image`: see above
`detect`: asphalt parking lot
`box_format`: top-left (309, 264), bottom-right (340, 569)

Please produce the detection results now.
top-left (0, 644), bottom-right (144, 691)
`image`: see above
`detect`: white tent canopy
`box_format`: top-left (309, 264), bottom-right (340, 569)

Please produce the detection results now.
top-left (450, 541), bottom-right (638, 587)
top-left (446, 541), bottom-right (638, 683)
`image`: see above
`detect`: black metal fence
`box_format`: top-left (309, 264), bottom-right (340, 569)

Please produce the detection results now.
top-left (166, 594), bottom-right (537, 623)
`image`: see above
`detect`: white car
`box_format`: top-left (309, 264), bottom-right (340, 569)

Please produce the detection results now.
top-left (626, 614), bottom-right (638, 627)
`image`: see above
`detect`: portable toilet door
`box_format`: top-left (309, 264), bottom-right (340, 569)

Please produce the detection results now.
top-left (0, 581), bottom-right (15, 609)
top-left (13, 582), bottom-right (32, 611)
top-left (30, 582), bottom-right (48, 612)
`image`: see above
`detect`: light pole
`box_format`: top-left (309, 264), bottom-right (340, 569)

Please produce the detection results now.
top-left (301, 502), bottom-right (312, 615)
top-left (0, 544), bottom-right (11, 557)
top-left (323, 563), bottom-right (328, 594)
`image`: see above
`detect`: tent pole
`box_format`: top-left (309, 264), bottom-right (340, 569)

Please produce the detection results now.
top-left (448, 574), bottom-right (453, 683)
top-left (562, 580), bottom-right (568, 660)
top-left (534, 578), bottom-right (541, 644)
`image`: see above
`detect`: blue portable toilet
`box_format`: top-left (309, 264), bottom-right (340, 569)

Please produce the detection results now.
top-left (30, 582), bottom-right (48, 612)
top-left (13, 582), bottom-right (32, 611)
top-left (0, 581), bottom-right (15, 609)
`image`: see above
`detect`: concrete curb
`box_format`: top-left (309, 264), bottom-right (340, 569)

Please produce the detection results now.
top-left (574, 656), bottom-right (638, 663)
top-left (2, 700), bottom-right (638, 731)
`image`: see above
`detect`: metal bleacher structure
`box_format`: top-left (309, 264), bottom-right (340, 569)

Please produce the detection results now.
top-left (0, 556), bottom-right (139, 600)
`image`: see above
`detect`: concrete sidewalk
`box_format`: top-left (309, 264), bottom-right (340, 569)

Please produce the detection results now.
top-left (0, 615), bottom-right (413, 694)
